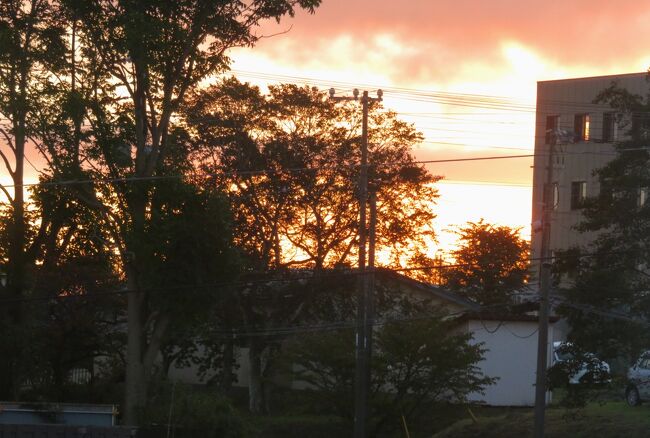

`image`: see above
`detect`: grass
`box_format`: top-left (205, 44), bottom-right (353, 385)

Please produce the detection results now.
top-left (433, 401), bottom-right (650, 438)
top-left (230, 385), bottom-right (650, 437)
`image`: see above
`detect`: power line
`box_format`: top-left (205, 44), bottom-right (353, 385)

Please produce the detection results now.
top-left (231, 69), bottom-right (648, 115)
top-left (0, 153), bottom-right (536, 189)
top-left (7, 144), bottom-right (639, 190)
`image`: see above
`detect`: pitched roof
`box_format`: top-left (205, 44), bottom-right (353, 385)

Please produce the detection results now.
top-left (375, 268), bottom-right (481, 311)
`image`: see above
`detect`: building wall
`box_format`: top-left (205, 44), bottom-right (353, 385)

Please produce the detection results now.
top-left (531, 73), bottom-right (648, 284)
top-left (467, 319), bottom-right (554, 406)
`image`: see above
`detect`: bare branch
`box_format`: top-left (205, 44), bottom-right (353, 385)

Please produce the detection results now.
top-left (0, 126), bottom-right (16, 153)
top-left (0, 146), bottom-right (15, 177)
top-left (0, 183), bottom-right (13, 203)
top-left (256, 25), bottom-right (293, 40)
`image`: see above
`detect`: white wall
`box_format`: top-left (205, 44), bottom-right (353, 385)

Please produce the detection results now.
top-left (467, 319), bottom-right (554, 406)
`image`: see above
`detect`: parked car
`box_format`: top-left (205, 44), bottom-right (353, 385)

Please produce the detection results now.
top-left (552, 342), bottom-right (611, 385)
top-left (626, 351), bottom-right (650, 406)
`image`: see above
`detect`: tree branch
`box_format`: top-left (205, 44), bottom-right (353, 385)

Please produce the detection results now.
top-left (0, 182), bottom-right (12, 203)
top-left (0, 126), bottom-right (16, 153)
top-left (0, 146), bottom-right (15, 178)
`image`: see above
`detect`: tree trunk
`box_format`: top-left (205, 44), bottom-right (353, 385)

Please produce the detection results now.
top-left (248, 338), bottom-right (265, 414)
top-left (262, 345), bottom-right (276, 414)
top-left (0, 114), bottom-right (27, 400)
top-left (124, 276), bottom-right (147, 426)
top-left (220, 335), bottom-right (235, 396)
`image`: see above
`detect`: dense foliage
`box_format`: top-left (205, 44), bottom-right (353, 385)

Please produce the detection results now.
top-left (285, 303), bottom-right (494, 436)
top-left (441, 220), bottom-right (529, 305)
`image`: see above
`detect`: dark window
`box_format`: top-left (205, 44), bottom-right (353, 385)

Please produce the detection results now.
top-left (545, 115), bottom-right (559, 144)
top-left (571, 181), bottom-right (587, 209)
top-left (602, 112), bottom-right (616, 142)
top-left (631, 112), bottom-right (650, 140)
top-left (600, 178), bottom-right (615, 201)
top-left (574, 114), bottom-right (590, 141)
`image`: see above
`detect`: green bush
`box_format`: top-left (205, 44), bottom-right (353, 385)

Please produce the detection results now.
top-left (284, 313), bottom-right (495, 436)
top-left (141, 383), bottom-right (250, 437)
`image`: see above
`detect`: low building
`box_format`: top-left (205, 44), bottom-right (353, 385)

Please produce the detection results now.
top-left (169, 269), bottom-right (554, 407)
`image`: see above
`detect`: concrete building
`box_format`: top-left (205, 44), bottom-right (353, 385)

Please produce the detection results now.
top-left (531, 72), bottom-right (648, 288)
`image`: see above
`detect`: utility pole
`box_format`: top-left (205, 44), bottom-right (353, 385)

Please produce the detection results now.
top-left (533, 135), bottom-right (555, 438)
top-left (329, 88), bottom-right (382, 438)
top-left (366, 190), bottom-right (377, 395)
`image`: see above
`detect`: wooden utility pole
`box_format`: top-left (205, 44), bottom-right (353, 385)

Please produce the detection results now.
top-left (366, 189), bottom-right (377, 394)
top-left (354, 90), bottom-right (370, 438)
top-left (329, 88), bottom-right (382, 438)
top-left (533, 136), bottom-right (555, 438)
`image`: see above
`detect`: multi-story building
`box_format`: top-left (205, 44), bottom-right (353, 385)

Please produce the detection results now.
top-left (531, 72), bottom-right (648, 279)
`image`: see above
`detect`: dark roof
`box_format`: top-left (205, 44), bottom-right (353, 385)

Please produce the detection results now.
top-left (538, 71), bottom-right (646, 84)
top-left (375, 268), bottom-right (481, 311)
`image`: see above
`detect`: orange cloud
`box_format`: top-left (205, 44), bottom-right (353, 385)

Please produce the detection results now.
top-left (250, 0), bottom-right (650, 85)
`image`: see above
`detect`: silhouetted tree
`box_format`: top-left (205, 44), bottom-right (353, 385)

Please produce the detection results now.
top-left (441, 219), bottom-right (529, 305)
top-left (0, 0), bottom-right (67, 398)
top-left (52, 0), bottom-right (321, 424)
top-left (186, 79), bottom-right (439, 271)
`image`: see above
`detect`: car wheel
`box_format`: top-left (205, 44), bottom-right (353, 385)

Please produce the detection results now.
top-left (626, 386), bottom-right (641, 406)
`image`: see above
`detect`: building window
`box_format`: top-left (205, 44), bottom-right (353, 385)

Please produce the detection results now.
top-left (545, 182), bottom-right (559, 210)
top-left (574, 114), bottom-right (590, 141)
top-left (545, 115), bottom-right (560, 144)
top-left (638, 187), bottom-right (647, 207)
top-left (602, 112), bottom-right (616, 143)
top-left (571, 181), bottom-right (587, 209)
top-left (632, 113), bottom-right (650, 140)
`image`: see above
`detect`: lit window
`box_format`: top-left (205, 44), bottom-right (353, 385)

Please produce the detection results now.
top-left (574, 114), bottom-right (590, 141)
top-left (571, 181), bottom-right (587, 209)
top-left (602, 112), bottom-right (616, 143)
top-left (638, 187), bottom-right (648, 207)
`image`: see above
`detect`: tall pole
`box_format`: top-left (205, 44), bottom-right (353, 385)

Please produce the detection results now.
top-left (353, 90), bottom-right (370, 438)
top-left (533, 138), bottom-right (554, 438)
top-left (365, 190), bottom-right (377, 403)
top-left (330, 88), bottom-right (382, 438)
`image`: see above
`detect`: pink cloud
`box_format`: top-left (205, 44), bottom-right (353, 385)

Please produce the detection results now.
top-left (252, 0), bottom-right (650, 82)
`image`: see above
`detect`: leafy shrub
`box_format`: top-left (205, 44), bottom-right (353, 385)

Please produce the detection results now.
top-left (141, 383), bottom-right (250, 437)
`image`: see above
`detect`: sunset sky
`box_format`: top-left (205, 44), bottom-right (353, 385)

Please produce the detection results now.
top-left (227, 0), bottom-right (650, 253)
top-left (5, 1), bottom-right (650, 256)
